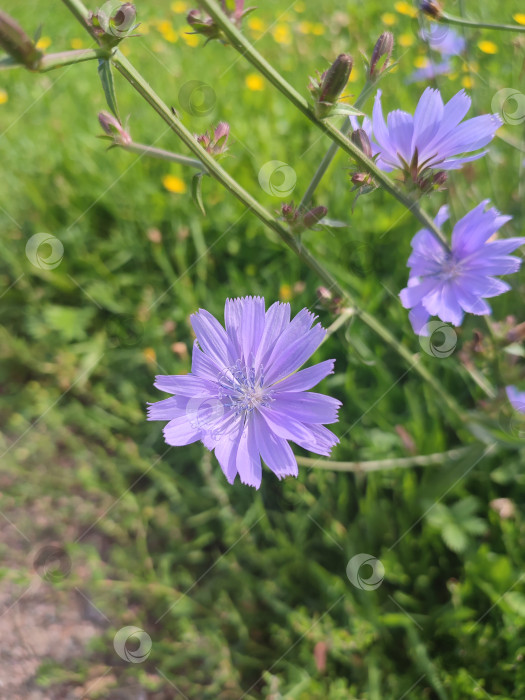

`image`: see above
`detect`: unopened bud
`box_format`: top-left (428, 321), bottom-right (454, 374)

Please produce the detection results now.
top-left (0, 11), bottom-right (42, 70)
top-left (187, 9), bottom-right (220, 39)
top-left (370, 32), bottom-right (394, 79)
top-left (317, 287), bottom-right (333, 304)
top-left (319, 54), bottom-right (353, 107)
top-left (98, 111), bottom-right (132, 145)
top-left (281, 202), bottom-right (298, 223)
top-left (351, 172), bottom-right (367, 185)
top-left (195, 121), bottom-right (230, 155)
top-left (420, 1), bottom-right (442, 19)
top-left (112, 3), bottom-right (137, 34)
top-left (351, 128), bottom-right (372, 158)
top-left (432, 171), bottom-right (447, 188)
top-left (302, 205), bottom-right (327, 229)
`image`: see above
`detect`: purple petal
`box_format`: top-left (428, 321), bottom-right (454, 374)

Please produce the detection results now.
top-left (163, 415), bottom-right (202, 446)
top-left (436, 114), bottom-right (502, 158)
top-left (409, 304), bottom-right (431, 335)
top-left (506, 386), bottom-right (525, 413)
top-left (411, 88), bottom-right (444, 158)
top-left (191, 340), bottom-right (223, 380)
top-left (270, 392), bottom-right (341, 424)
top-left (214, 419), bottom-right (243, 484)
top-left (274, 359), bottom-right (335, 392)
top-left (191, 309), bottom-right (234, 370)
top-left (154, 374), bottom-right (217, 396)
top-left (236, 419), bottom-right (262, 488)
top-left (252, 412), bottom-right (298, 479)
top-left (290, 423), bottom-right (339, 456)
top-left (386, 110), bottom-right (414, 164)
top-left (254, 301), bottom-right (291, 368)
top-left (147, 394), bottom-right (189, 420)
top-left (265, 322), bottom-right (326, 385)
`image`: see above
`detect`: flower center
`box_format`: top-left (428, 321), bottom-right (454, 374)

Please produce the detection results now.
top-left (441, 254), bottom-right (464, 280)
top-left (218, 360), bottom-right (274, 417)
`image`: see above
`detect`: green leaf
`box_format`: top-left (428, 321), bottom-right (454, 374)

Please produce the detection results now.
top-left (98, 59), bottom-right (120, 120)
top-left (192, 172), bottom-right (207, 216)
top-left (326, 104), bottom-right (364, 118)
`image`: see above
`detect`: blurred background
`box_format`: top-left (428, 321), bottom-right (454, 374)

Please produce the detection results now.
top-left (0, 0), bottom-right (524, 697)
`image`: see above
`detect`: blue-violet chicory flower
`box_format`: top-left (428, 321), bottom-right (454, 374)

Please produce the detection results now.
top-left (399, 201), bottom-right (525, 334)
top-left (353, 88), bottom-right (502, 180)
top-left (422, 25), bottom-right (465, 56)
top-left (408, 60), bottom-right (452, 84)
top-left (148, 297), bottom-right (341, 488)
top-left (506, 386), bottom-right (525, 414)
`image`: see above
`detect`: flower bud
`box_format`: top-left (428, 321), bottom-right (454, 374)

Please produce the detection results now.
top-left (187, 9), bottom-right (220, 39)
top-left (420, 1), bottom-right (442, 19)
top-left (0, 11), bottom-right (42, 70)
top-left (302, 206), bottom-right (327, 230)
top-left (281, 202), bottom-right (299, 224)
top-left (98, 111), bottom-right (132, 146)
top-left (195, 121), bottom-right (230, 155)
top-left (319, 53), bottom-right (353, 107)
top-left (90, 2), bottom-right (138, 44)
top-left (432, 171), bottom-right (447, 188)
top-left (112, 2), bottom-right (137, 34)
top-left (369, 32), bottom-right (394, 79)
top-left (351, 128), bottom-right (372, 159)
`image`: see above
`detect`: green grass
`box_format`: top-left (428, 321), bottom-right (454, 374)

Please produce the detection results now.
top-left (0, 0), bottom-right (524, 697)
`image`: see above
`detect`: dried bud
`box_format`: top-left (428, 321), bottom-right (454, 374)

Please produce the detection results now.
top-left (281, 202), bottom-right (298, 224)
top-left (91, 2), bottom-right (138, 44)
top-left (112, 3), bottom-right (137, 34)
top-left (187, 9), bottom-right (220, 39)
top-left (432, 171), bottom-right (447, 188)
top-left (420, 1), bottom-right (442, 19)
top-left (317, 287), bottom-right (333, 304)
top-left (351, 128), bottom-right (372, 158)
top-left (319, 53), bottom-right (353, 107)
top-left (98, 111), bottom-right (132, 146)
top-left (369, 32), bottom-right (394, 79)
top-left (0, 11), bottom-right (42, 70)
top-left (302, 205), bottom-right (327, 230)
top-left (351, 172), bottom-right (367, 185)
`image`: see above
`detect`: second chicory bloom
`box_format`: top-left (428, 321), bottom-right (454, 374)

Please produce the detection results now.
top-left (422, 25), bottom-right (465, 56)
top-left (506, 386), bottom-right (525, 414)
top-left (399, 201), bottom-right (525, 334)
top-left (358, 88), bottom-right (502, 180)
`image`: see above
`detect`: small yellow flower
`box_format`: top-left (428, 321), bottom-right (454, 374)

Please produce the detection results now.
top-left (162, 175), bottom-right (187, 194)
top-left (394, 1), bottom-right (418, 17)
top-left (272, 24), bottom-right (292, 45)
top-left (157, 20), bottom-right (178, 43)
top-left (462, 75), bottom-right (474, 89)
top-left (248, 16), bottom-right (266, 37)
top-left (36, 36), bottom-right (52, 51)
top-left (381, 12), bottom-right (397, 26)
top-left (245, 73), bottom-right (264, 91)
top-left (311, 23), bottom-right (325, 36)
top-left (414, 56), bottom-right (429, 68)
top-left (279, 283), bottom-right (292, 301)
top-left (143, 347), bottom-right (157, 364)
top-left (463, 60), bottom-right (479, 73)
top-left (348, 67), bottom-right (359, 83)
top-left (0, 89), bottom-right (8, 105)
top-left (294, 1), bottom-right (306, 12)
top-left (181, 29), bottom-right (200, 47)
top-left (478, 40), bottom-right (498, 54)
top-left (399, 33), bottom-right (414, 47)
top-left (70, 38), bottom-right (84, 50)
top-left (171, 1), bottom-right (188, 13)
top-left (513, 13), bottom-right (525, 25)
top-left (297, 20), bottom-right (314, 34)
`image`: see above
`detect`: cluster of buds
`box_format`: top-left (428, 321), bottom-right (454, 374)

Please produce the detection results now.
top-left (368, 32), bottom-right (394, 80)
top-left (420, 0), bottom-right (443, 19)
top-left (416, 170), bottom-right (448, 193)
top-left (98, 111), bottom-right (132, 146)
top-left (89, 2), bottom-right (138, 47)
top-left (308, 54), bottom-right (353, 119)
top-left (195, 122), bottom-right (230, 156)
top-left (187, 1), bottom-right (255, 43)
top-left (281, 202), bottom-right (327, 234)
top-left (0, 10), bottom-right (42, 70)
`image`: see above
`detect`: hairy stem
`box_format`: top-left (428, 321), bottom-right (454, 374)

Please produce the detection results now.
top-left (39, 48), bottom-right (111, 71)
top-left (122, 142), bottom-right (205, 169)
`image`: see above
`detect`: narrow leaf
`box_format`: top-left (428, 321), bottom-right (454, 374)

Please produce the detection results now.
top-left (192, 172), bottom-right (206, 216)
top-left (98, 59), bottom-right (120, 120)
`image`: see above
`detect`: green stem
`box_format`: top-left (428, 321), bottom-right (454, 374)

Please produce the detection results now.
top-left (39, 48), bottom-right (111, 71)
top-left (297, 445), bottom-right (474, 473)
top-left (441, 12), bottom-right (525, 33)
top-left (299, 80), bottom-right (375, 211)
top-left (122, 142), bottom-right (205, 169)
top-left (59, 6), bottom-right (469, 429)
top-left (199, 0), bottom-right (450, 252)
